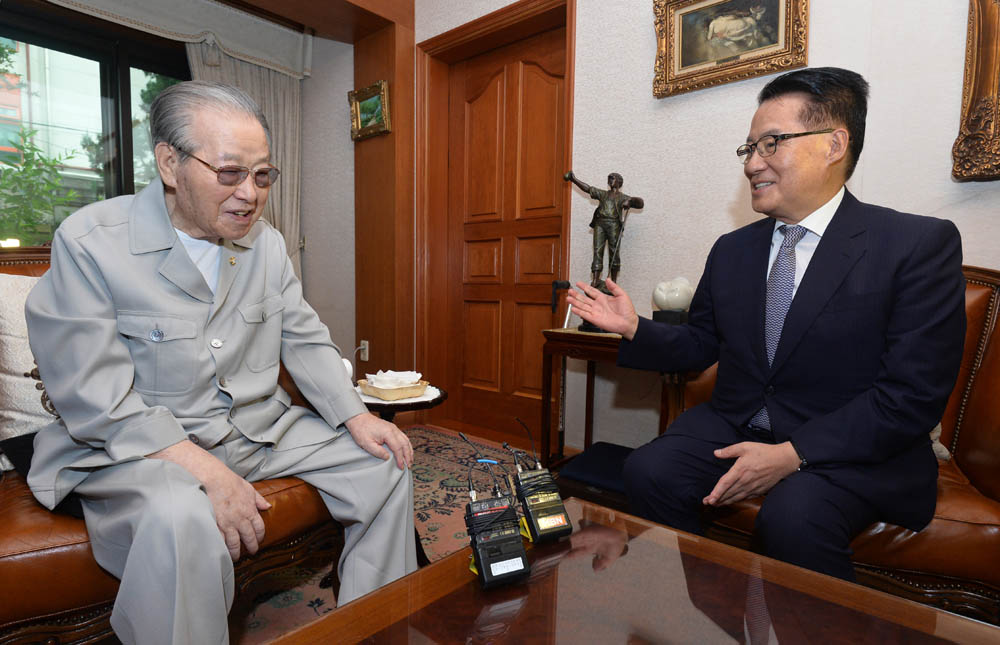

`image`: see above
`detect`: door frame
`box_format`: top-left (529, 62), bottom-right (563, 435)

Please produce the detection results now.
top-left (414, 0), bottom-right (576, 432)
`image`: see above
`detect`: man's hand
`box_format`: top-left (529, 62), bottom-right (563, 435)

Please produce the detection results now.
top-left (703, 441), bottom-right (800, 507)
top-left (565, 278), bottom-right (640, 339)
top-left (345, 412), bottom-right (413, 469)
top-left (149, 440), bottom-right (271, 561)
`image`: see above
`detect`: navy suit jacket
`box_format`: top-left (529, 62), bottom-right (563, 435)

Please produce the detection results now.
top-left (618, 190), bottom-right (966, 531)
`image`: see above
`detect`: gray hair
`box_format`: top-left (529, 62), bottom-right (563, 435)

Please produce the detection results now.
top-left (149, 80), bottom-right (272, 157)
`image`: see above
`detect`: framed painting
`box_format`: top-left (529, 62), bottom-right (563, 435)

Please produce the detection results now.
top-left (654, 0), bottom-right (809, 98)
top-left (952, 0), bottom-right (1000, 181)
top-left (348, 80), bottom-right (391, 141)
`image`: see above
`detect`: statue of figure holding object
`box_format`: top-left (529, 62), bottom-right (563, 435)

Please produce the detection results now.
top-left (564, 170), bottom-right (644, 291)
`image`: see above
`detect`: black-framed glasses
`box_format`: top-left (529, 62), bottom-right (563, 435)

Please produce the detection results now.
top-left (736, 129), bottom-right (834, 164)
top-left (178, 147), bottom-right (281, 187)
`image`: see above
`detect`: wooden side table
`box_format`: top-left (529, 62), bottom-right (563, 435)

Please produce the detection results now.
top-left (356, 386), bottom-right (448, 423)
top-left (540, 328), bottom-right (686, 466)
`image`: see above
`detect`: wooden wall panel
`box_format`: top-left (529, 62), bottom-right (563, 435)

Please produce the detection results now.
top-left (392, 23), bottom-right (416, 371)
top-left (354, 20), bottom-right (415, 373)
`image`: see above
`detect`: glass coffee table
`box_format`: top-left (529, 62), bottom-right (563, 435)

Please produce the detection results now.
top-left (270, 498), bottom-right (999, 643)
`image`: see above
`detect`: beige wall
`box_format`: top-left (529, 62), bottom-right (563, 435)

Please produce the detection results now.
top-left (415, 0), bottom-right (1000, 450)
top-left (300, 37), bottom-right (356, 358)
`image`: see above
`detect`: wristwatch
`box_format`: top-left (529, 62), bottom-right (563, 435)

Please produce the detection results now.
top-left (791, 441), bottom-right (808, 471)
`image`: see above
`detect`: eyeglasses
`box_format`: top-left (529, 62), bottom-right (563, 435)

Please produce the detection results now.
top-left (177, 147), bottom-right (280, 187)
top-left (736, 129), bottom-right (834, 164)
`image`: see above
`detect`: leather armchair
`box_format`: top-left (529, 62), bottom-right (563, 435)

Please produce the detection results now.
top-left (686, 266), bottom-right (1000, 625)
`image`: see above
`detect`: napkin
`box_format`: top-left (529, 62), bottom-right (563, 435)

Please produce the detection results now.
top-left (365, 370), bottom-right (422, 389)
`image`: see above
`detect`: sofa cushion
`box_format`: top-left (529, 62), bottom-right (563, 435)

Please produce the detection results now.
top-left (851, 459), bottom-right (1000, 587)
top-left (0, 273), bottom-right (56, 471)
top-left (0, 471), bottom-right (334, 628)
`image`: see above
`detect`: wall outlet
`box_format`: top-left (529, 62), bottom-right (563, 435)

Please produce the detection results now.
top-left (359, 340), bottom-right (369, 362)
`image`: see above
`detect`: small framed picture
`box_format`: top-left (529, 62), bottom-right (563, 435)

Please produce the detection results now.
top-left (348, 80), bottom-right (391, 141)
top-left (654, 0), bottom-right (808, 98)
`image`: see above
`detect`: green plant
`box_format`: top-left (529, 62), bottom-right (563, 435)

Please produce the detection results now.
top-left (0, 128), bottom-right (78, 246)
top-left (0, 41), bottom-right (15, 73)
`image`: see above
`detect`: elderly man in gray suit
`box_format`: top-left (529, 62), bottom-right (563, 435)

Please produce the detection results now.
top-left (25, 81), bottom-right (416, 645)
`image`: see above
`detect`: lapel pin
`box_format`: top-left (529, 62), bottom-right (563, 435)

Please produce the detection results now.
top-left (229, 256), bottom-right (236, 266)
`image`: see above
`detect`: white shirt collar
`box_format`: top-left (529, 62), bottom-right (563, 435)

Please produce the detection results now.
top-left (772, 186), bottom-right (845, 238)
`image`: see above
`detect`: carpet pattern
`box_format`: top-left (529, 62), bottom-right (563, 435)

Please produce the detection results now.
top-left (230, 425), bottom-right (513, 643)
top-left (409, 426), bottom-right (514, 560)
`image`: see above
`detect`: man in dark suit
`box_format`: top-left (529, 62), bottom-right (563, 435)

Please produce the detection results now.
top-left (566, 67), bottom-right (965, 581)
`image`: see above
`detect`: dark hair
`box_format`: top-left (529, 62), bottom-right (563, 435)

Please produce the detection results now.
top-left (758, 67), bottom-right (868, 179)
top-left (608, 172), bottom-right (623, 188)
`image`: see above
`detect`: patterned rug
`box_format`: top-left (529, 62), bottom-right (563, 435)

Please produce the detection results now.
top-left (229, 425), bottom-right (512, 643)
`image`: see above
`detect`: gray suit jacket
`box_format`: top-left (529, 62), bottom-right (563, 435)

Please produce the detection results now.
top-left (26, 179), bottom-right (366, 509)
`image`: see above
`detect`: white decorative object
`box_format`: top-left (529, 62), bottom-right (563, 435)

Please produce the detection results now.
top-left (653, 277), bottom-right (694, 311)
top-left (0, 274), bottom-right (53, 471)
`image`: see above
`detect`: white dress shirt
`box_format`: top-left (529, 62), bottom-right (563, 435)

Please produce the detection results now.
top-left (765, 186), bottom-right (845, 298)
top-left (175, 228), bottom-right (222, 294)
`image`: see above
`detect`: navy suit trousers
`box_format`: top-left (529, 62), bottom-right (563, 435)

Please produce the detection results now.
top-left (624, 404), bottom-right (879, 581)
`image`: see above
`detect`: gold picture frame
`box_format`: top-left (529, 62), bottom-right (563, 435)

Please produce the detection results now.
top-left (952, 0), bottom-right (1000, 181)
top-left (348, 80), bottom-right (391, 141)
top-left (654, 0), bottom-right (808, 99)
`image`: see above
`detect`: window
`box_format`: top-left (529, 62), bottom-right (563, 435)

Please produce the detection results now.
top-left (0, 0), bottom-right (189, 247)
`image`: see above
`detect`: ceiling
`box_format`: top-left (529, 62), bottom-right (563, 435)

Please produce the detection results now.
top-left (215, 0), bottom-right (397, 43)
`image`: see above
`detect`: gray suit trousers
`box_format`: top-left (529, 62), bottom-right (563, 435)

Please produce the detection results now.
top-left (74, 412), bottom-right (416, 645)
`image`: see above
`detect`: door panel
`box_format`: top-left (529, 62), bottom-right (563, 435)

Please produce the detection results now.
top-left (463, 300), bottom-right (501, 391)
top-left (518, 63), bottom-right (564, 218)
top-left (464, 73), bottom-right (505, 222)
top-left (439, 27), bottom-right (567, 447)
top-left (513, 302), bottom-right (552, 397)
top-left (515, 235), bottom-right (560, 284)
top-left (464, 238), bottom-right (502, 283)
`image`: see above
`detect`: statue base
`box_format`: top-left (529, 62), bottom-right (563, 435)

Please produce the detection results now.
top-left (577, 320), bottom-right (611, 334)
top-left (652, 310), bottom-right (688, 325)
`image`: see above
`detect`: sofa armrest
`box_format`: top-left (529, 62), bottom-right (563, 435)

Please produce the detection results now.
top-left (682, 363), bottom-right (717, 412)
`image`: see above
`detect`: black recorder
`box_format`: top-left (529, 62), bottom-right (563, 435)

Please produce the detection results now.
top-left (464, 494), bottom-right (530, 589)
top-left (515, 468), bottom-right (572, 543)
top-left (459, 433), bottom-right (530, 589)
top-left (508, 418), bottom-right (572, 543)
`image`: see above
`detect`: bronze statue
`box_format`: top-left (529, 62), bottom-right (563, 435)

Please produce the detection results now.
top-left (564, 170), bottom-right (644, 291)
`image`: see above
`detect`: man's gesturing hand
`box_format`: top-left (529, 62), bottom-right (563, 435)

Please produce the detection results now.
top-left (150, 439), bottom-right (271, 561)
top-left (345, 412), bottom-right (413, 469)
top-left (703, 441), bottom-right (801, 507)
top-left (565, 278), bottom-right (640, 340)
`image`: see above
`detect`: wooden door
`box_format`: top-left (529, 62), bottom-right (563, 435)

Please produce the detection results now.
top-left (439, 27), bottom-right (567, 447)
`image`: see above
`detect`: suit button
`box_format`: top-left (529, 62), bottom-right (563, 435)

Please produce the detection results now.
top-left (219, 377), bottom-right (228, 387)
top-left (765, 385), bottom-right (775, 395)
top-left (149, 329), bottom-right (164, 342)
top-left (190, 435), bottom-right (201, 445)
top-left (211, 338), bottom-right (223, 349)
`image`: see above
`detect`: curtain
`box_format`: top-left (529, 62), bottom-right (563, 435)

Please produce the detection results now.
top-left (45, 0), bottom-right (311, 78)
top-left (187, 42), bottom-right (303, 275)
